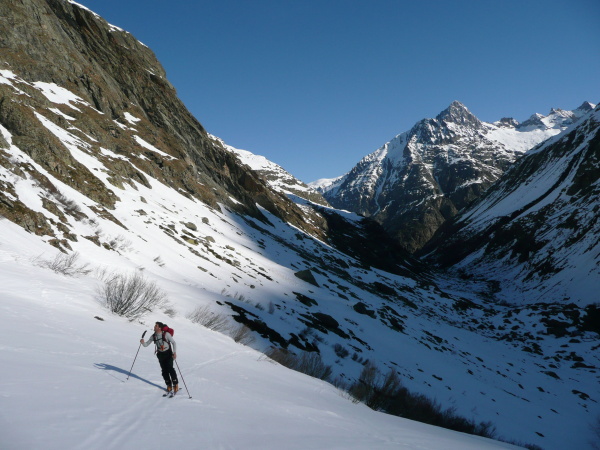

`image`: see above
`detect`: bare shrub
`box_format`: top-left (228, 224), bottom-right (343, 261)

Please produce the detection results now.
top-left (187, 305), bottom-right (230, 332)
top-left (265, 347), bottom-right (298, 367)
top-left (297, 352), bottom-right (332, 381)
top-left (230, 324), bottom-right (255, 345)
top-left (347, 360), bottom-right (497, 439)
top-left (221, 289), bottom-right (247, 303)
top-left (33, 251), bottom-right (91, 277)
top-left (92, 265), bottom-right (113, 282)
top-left (332, 375), bottom-right (350, 392)
top-left (333, 343), bottom-right (350, 359)
top-left (108, 235), bottom-right (133, 252)
top-left (348, 360), bottom-right (379, 405)
top-left (163, 306), bottom-right (177, 318)
top-left (98, 271), bottom-right (168, 320)
top-left (54, 191), bottom-right (82, 217)
top-left (187, 306), bottom-right (256, 345)
top-left (265, 347), bottom-right (332, 381)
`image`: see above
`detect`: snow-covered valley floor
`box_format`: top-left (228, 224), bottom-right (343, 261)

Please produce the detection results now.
top-left (0, 222), bottom-right (518, 450)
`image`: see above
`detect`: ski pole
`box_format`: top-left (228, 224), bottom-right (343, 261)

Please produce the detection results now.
top-left (127, 330), bottom-right (147, 380)
top-left (175, 359), bottom-right (192, 399)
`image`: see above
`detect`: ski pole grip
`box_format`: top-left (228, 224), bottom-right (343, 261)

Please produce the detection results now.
top-left (142, 330), bottom-right (147, 338)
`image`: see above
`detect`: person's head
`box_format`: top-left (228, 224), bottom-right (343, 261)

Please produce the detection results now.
top-left (154, 322), bottom-right (164, 332)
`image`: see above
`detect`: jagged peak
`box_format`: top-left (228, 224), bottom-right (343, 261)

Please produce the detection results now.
top-left (575, 101), bottom-right (595, 112)
top-left (549, 108), bottom-right (567, 115)
top-left (435, 101), bottom-right (482, 128)
top-left (516, 113), bottom-right (545, 130)
top-left (495, 117), bottom-right (520, 128)
top-left (437, 100), bottom-right (468, 117)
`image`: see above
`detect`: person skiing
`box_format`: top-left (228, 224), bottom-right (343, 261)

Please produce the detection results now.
top-left (141, 322), bottom-right (178, 394)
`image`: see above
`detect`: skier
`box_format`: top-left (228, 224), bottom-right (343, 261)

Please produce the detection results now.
top-left (141, 322), bottom-right (179, 394)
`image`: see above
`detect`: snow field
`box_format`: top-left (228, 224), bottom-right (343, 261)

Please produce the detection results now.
top-left (0, 222), bottom-right (518, 450)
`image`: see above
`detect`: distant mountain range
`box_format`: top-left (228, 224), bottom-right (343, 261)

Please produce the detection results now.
top-left (311, 100), bottom-right (595, 253)
top-left (213, 134), bottom-right (330, 207)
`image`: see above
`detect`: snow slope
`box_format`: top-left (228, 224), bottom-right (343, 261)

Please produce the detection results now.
top-left (0, 222), bottom-right (516, 450)
top-left (0, 70), bottom-right (598, 450)
top-left (0, 4), bottom-right (598, 448)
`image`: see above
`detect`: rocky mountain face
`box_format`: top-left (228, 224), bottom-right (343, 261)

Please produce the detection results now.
top-left (1, 2), bottom-right (598, 449)
top-left (421, 105), bottom-right (600, 308)
top-left (315, 101), bottom-right (594, 253)
top-left (0, 0), bottom-right (330, 245)
top-left (0, 0), bottom-right (402, 272)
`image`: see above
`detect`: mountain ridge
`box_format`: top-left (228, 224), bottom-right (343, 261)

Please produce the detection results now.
top-left (421, 104), bottom-right (600, 307)
top-left (313, 100), bottom-right (595, 252)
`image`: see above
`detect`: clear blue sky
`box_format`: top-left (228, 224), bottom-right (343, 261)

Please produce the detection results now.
top-left (77, 0), bottom-right (599, 183)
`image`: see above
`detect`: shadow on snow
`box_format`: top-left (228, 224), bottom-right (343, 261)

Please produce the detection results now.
top-left (94, 363), bottom-right (166, 391)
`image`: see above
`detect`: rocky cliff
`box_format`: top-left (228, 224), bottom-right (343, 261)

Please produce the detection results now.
top-left (0, 0), bottom-right (326, 244)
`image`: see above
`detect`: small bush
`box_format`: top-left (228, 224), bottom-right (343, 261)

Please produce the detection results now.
top-left (187, 305), bottom-right (230, 332)
top-left (98, 271), bottom-right (168, 320)
top-left (188, 306), bottom-right (256, 345)
top-left (108, 235), bottom-right (133, 253)
top-left (591, 414), bottom-right (600, 450)
top-left (54, 191), bottom-right (82, 217)
top-left (33, 251), bottom-right (91, 277)
top-left (163, 306), bottom-right (177, 318)
top-left (92, 265), bottom-right (113, 282)
top-left (231, 324), bottom-right (255, 345)
top-left (265, 347), bottom-right (332, 381)
top-left (347, 361), bottom-right (497, 439)
top-left (333, 343), bottom-right (350, 359)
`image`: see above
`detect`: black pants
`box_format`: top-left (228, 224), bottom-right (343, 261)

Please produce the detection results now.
top-left (157, 349), bottom-right (178, 387)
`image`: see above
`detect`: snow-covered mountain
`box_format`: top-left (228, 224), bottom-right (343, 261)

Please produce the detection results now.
top-left (422, 104), bottom-right (600, 308)
top-left (0, 1), bottom-right (598, 449)
top-left (212, 134), bottom-right (330, 207)
top-left (314, 101), bottom-right (595, 253)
